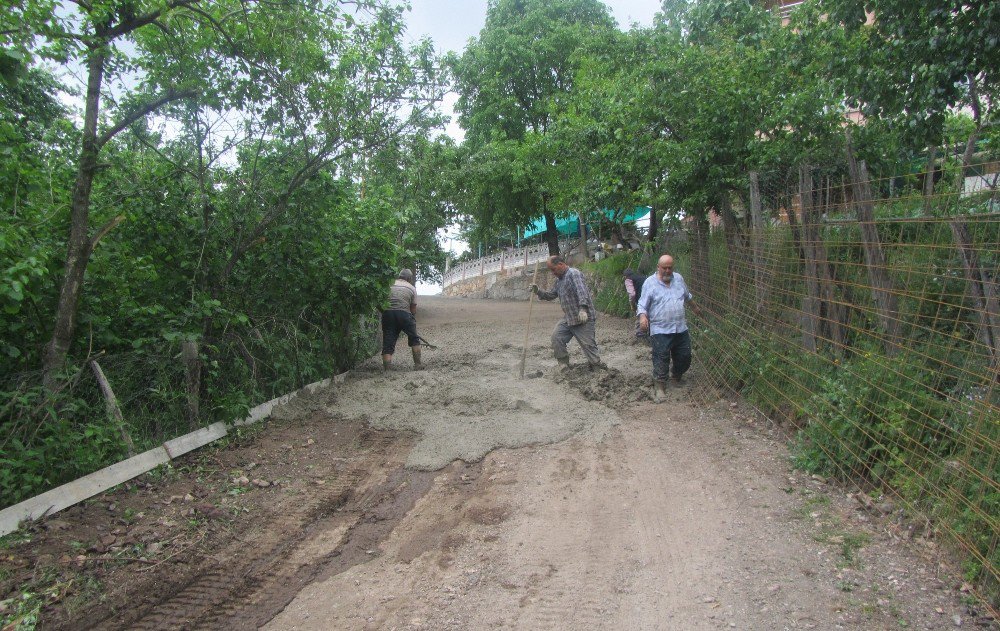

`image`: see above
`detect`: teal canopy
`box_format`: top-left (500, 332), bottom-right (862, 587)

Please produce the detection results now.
top-left (522, 207), bottom-right (650, 239)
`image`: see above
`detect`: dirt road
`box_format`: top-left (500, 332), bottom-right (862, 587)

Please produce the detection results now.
top-left (15, 296), bottom-right (977, 630)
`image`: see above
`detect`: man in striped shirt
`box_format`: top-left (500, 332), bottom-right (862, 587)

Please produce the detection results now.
top-left (637, 254), bottom-right (701, 402)
top-left (530, 255), bottom-right (607, 371)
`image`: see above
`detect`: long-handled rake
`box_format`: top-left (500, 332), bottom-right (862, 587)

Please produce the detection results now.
top-left (519, 257), bottom-right (542, 379)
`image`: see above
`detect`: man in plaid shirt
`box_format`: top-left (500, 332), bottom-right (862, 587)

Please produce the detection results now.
top-left (530, 256), bottom-right (607, 371)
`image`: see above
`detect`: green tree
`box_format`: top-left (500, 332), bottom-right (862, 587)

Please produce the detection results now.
top-left (451, 0), bottom-right (617, 254)
top-left (1, 0), bottom-right (441, 385)
top-left (818, 0), bottom-right (999, 150)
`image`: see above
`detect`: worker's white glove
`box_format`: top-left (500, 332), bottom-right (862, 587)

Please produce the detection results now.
top-left (529, 284), bottom-right (538, 294)
top-left (577, 309), bottom-right (589, 324)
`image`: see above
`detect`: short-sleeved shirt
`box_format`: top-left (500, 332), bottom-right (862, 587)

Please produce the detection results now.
top-left (624, 272), bottom-right (647, 304)
top-left (536, 267), bottom-right (595, 326)
top-left (636, 272), bottom-right (693, 335)
top-left (387, 279), bottom-right (417, 312)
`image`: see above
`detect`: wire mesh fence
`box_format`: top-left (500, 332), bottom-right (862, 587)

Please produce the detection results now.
top-left (0, 311), bottom-right (382, 510)
top-left (676, 159), bottom-right (998, 615)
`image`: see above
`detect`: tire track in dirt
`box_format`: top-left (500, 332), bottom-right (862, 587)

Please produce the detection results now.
top-left (100, 473), bottom-right (364, 630)
top-left (88, 432), bottom-right (436, 631)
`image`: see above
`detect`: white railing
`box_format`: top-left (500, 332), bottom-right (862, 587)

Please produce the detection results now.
top-left (442, 240), bottom-right (573, 289)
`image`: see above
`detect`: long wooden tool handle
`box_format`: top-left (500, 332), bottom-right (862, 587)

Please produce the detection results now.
top-left (519, 256), bottom-right (542, 379)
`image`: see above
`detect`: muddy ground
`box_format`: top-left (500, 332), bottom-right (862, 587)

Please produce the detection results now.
top-left (1, 296), bottom-right (993, 630)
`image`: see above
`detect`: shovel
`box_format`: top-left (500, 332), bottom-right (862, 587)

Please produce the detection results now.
top-left (415, 335), bottom-right (438, 350)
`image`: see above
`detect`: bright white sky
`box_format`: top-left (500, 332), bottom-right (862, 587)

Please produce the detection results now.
top-left (403, 1), bottom-right (661, 293)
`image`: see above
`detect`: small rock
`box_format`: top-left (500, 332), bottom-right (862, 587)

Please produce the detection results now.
top-left (703, 596), bottom-right (716, 603)
top-left (252, 479), bottom-right (270, 488)
top-left (233, 476), bottom-right (250, 486)
top-left (107, 503), bottom-right (117, 511)
top-left (183, 493), bottom-right (195, 503)
top-left (953, 614), bottom-right (962, 626)
top-left (147, 542), bottom-right (163, 555)
top-left (195, 504), bottom-right (226, 519)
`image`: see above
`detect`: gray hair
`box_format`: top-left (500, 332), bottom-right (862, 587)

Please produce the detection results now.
top-left (398, 268), bottom-right (415, 283)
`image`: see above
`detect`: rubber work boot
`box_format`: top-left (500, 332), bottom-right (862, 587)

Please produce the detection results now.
top-left (382, 354), bottom-right (392, 372)
top-left (557, 357), bottom-right (571, 373)
top-left (412, 347), bottom-right (426, 370)
top-left (653, 381), bottom-right (667, 403)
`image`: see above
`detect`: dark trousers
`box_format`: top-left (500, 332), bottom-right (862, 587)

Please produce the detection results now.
top-left (381, 310), bottom-right (419, 355)
top-left (650, 330), bottom-right (691, 382)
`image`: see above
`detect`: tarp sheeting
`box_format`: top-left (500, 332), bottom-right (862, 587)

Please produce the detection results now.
top-left (522, 207), bottom-right (650, 238)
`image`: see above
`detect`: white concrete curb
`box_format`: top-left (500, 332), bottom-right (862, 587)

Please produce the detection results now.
top-left (0, 371), bottom-right (349, 537)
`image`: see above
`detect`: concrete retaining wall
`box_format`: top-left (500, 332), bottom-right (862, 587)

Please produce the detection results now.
top-left (444, 267), bottom-right (558, 301)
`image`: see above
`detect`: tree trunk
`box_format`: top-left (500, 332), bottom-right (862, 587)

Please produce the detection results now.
top-left (577, 211), bottom-right (588, 260)
top-left (845, 137), bottom-right (901, 355)
top-left (543, 206), bottom-right (559, 257)
top-left (42, 49), bottom-right (108, 388)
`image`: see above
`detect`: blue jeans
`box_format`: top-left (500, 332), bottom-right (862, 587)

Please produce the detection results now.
top-left (650, 330), bottom-right (691, 382)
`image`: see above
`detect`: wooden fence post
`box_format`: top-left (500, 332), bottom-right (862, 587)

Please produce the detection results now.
top-left (799, 165), bottom-right (821, 353)
top-left (845, 137), bottom-right (902, 355)
top-left (182, 341), bottom-right (201, 430)
top-left (89, 360), bottom-right (136, 457)
top-left (749, 172), bottom-right (768, 318)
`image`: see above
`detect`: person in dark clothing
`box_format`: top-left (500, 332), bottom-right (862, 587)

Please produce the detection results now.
top-left (381, 269), bottom-right (425, 371)
top-left (623, 268), bottom-right (649, 339)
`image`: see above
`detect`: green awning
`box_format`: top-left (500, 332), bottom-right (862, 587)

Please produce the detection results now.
top-left (522, 207), bottom-right (650, 239)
